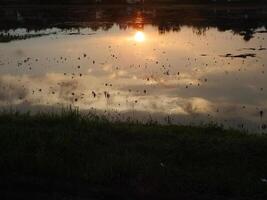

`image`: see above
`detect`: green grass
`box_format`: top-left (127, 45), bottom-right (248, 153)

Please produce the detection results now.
top-left (0, 108), bottom-right (267, 199)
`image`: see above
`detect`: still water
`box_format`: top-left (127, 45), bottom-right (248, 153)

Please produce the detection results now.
top-left (0, 5), bottom-right (267, 131)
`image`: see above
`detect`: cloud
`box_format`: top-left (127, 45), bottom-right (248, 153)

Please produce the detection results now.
top-left (0, 75), bottom-right (29, 103)
top-left (183, 98), bottom-right (213, 115)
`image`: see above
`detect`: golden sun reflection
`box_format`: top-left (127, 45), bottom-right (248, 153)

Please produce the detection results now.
top-left (134, 31), bottom-right (145, 42)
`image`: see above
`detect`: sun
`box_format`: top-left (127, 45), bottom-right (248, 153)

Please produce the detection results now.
top-left (134, 31), bottom-right (145, 42)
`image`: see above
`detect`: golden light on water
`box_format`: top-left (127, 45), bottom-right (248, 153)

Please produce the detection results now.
top-left (134, 31), bottom-right (145, 42)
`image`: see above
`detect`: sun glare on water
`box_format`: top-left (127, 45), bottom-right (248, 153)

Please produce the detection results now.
top-left (134, 31), bottom-right (145, 42)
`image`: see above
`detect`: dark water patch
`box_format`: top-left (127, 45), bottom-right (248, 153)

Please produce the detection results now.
top-left (221, 53), bottom-right (256, 58)
top-left (238, 47), bottom-right (266, 51)
top-left (256, 30), bottom-right (267, 33)
top-left (65, 32), bottom-right (96, 35)
top-left (0, 32), bottom-right (56, 43)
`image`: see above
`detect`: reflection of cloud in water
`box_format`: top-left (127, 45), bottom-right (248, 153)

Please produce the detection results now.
top-left (0, 75), bottom-right (28, 103)
top-left (0, 72), bottom-right (265, 132)
top-left (0, 24), bottom-right (266, 132)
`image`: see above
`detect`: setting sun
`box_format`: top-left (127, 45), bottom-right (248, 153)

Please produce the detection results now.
top-left (134, 31), bottom-right (145, 42)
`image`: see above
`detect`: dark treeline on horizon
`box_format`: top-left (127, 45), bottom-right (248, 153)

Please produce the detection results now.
top-left (1, 0), bottom-right (267, 5)
top-left (1, 5), bottom-right (267, 42)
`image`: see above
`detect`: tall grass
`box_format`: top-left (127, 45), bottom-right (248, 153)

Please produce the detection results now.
top-left (0, 108), bottom-right (267, 199)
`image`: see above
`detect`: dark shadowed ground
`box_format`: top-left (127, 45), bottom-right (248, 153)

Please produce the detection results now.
top-left (0, 110), bottom-right (267, 200)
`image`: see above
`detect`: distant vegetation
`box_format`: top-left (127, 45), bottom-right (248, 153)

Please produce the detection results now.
top-left (0, 33), bottom-right (52, 42)
top-left (1, 5), bottom-right (266, 42)
top-left (1, 109), bottom-right (267, 199)
top-left (1, 0), bottom-right (267, 5)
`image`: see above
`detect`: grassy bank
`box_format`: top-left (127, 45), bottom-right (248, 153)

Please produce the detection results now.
top-left (0, 109), bottom-right (267, 199)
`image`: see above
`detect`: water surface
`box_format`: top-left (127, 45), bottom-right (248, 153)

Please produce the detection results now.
top-left (0, 5), bottom-right (267, 131)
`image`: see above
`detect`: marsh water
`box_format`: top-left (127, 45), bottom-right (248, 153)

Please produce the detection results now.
top-left (0, 5), bottom-right (267, 132)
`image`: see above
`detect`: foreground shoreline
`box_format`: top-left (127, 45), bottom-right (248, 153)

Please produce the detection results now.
top-left (0, 110), bottom-right (267, 199)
